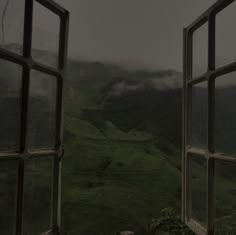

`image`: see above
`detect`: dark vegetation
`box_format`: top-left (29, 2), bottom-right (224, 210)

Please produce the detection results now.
top-left (0, 47), bottom-right (236, 234)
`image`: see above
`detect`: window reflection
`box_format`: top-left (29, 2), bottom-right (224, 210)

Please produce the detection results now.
top-left (191, 81), bottom-right (208, 148)
top-left (23, 157), bottom-right (53, 235)
top-left (0, 59), bottom-right (21, 152)
top-left (32, 1), bottom-right (60, 68)
top-left (191, 155), bottom-right (207, 227)
top-left (192, 24), bottom-right (208, 78)
top-left (0, 160), bottom-right (17, 234)
top-left (215, 160), bottom-right (236, 235)
top-left (215, 72), bottom-right (236, 155)
top-left (0, 0), bottom-right (24, 54)
top-left (28, 70), bottom-right (57, 150)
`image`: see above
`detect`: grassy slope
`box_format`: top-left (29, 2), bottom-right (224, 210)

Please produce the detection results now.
top-left (61, 67), bottom-right (183, 234)
top-left (62, 117), bottom-right (182, 235)
top-left (61, 61), bottom-right (236, 234)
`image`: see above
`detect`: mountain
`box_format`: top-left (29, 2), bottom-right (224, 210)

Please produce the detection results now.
top-left (63, 59), bottom-right (236, 235)
top-left (0, 45), bottom-right (236, 234)
top-left (62, 60), bottom-right (184, 235)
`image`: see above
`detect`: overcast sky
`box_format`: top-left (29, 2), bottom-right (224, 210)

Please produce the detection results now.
top-left (55, 0), bottom-right (216, 71)
top-left (2, 0), bottom-right (236, 71)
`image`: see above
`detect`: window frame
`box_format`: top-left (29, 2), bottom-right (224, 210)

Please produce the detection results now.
top-left (0, 0), bottom-right (69, 234)
top-left (183, 0), bottom-right (236, 234)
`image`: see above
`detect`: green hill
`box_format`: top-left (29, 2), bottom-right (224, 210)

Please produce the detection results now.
top-left (0, 46), bottom-right (236, 234)
top-left (62, 59), bottom-right (183, 234)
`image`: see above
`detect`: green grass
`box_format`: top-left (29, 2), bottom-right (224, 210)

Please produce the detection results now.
top-left (62, 114), bottom-right (182, 234)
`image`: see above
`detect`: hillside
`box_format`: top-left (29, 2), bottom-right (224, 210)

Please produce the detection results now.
top-left (0, 46), bottom-right (236, 234)
top-left (62, 59), bottom-right (183, 234)
top-left (62, 60), bottom-right (236, 235)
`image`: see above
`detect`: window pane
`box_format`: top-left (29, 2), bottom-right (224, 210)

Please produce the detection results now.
top-left (32, 1), bottom-right (60, 68)
top-left (28, 70), bottom-right (57, 150)
top-left (0, 0), bottom-right (24, 54)
top-left (191, 155), bottom-right (207, 227)
top-left (192, 24), bottom-right (208, 78)
top-left (215, 72), bottom-right (236, 154)
top-left (0, 160), bottom-right (17, 234)
top-left (0, 59), bottom-right (21, 152)
top-left (191, 81), bottom-right (207, 148)
top-left (23, 157), bottom-right (53, 235)
top-left (216, 1), bottom-right (236, 68)
top-left (215, 160), bottom-right (236, 234)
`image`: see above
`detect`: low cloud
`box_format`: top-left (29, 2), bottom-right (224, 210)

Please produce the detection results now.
top-left (109, 72), bottom-right (182, 97)
top-left (110, 81), bottom-right (144, 96)
top-left (151, 74), bottom-right (182, 90)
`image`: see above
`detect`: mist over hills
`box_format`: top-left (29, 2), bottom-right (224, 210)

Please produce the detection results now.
top-left (64, 54), bottom-right (183, 153)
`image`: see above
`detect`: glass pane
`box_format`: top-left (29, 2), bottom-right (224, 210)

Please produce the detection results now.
top-left (32, 1), bottom-right (60, 68)
top-left (216, 1), bottom-right (236, 68)
top-left (192, 24), bottom-right (208, 78)
top-left (215, 72), bottom-right (236, 154)
top-left (215, 160), bottom-right (236, 234)
top-left (191, 81), bottom-right (207, 148)
top-left (0, 0), bottom-right (24, 54)
top-left (0, 59), bottom-right (21, 152)
top-left (0, 160), bottom-right (17, 235)
top-left (23, 157), bottom-right (53, 235)
top-left (191, 155), bottom-right (207, 226)
top-left (28, 70), bottom-right (57, 150)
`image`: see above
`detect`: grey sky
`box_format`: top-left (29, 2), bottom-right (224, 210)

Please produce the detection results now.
top-left (56, 0), bottom-right (216, 70)
top-left (3, 0), bottom-right (236, 71)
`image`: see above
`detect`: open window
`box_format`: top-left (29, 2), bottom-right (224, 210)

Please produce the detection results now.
top-left (183, 0), bottom-right (236, 234)
top-left (0, 0), bottom-right (69, 234)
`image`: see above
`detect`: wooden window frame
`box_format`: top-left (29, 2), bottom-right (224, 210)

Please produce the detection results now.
top-left (183, 0), bottom-right (236, 234)
top-left (0, 0), bottom-right (69, 234)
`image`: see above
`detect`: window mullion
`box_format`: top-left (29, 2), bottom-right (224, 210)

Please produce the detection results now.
top-left (16, 0), bottom-right (34, 234)
top-left (51, 11), bottom-right (69, 234)
top-left (206, 13), bottom-right (216, 235)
